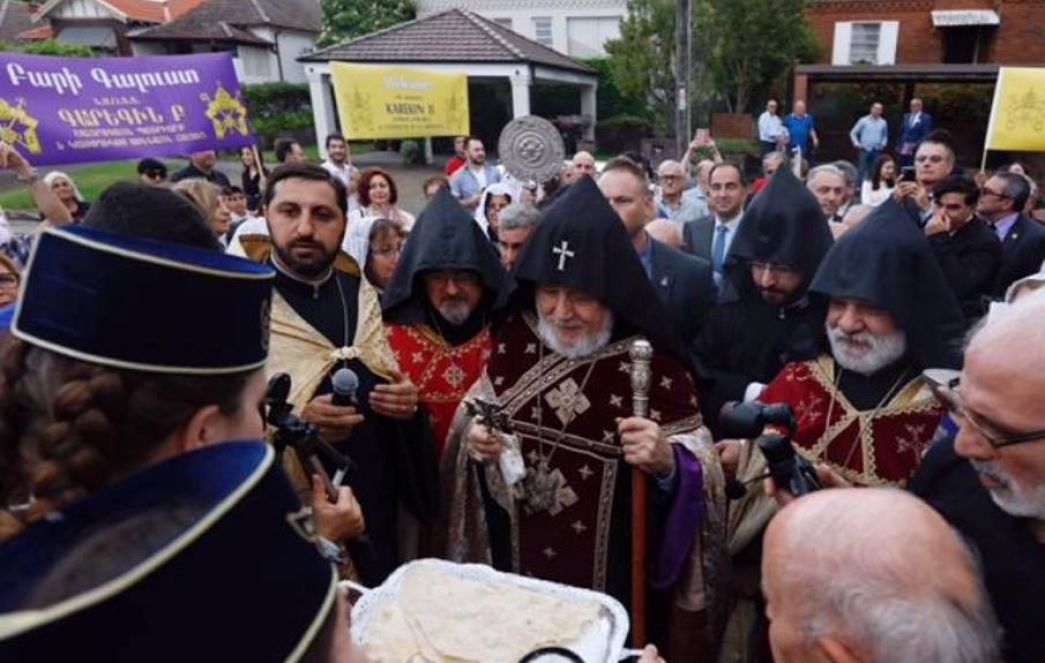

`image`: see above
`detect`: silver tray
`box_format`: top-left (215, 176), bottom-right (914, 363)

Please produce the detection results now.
top-left (347, 558), bottom-right (631, 662)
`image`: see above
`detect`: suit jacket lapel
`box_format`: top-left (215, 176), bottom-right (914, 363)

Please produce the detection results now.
top-left (649, 240), bottom-right (673, 296)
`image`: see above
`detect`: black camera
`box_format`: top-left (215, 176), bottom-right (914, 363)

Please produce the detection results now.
top-left (720, 401), bottom-right (821, 497)
top-left (265, 373), bottom-right (355, 500)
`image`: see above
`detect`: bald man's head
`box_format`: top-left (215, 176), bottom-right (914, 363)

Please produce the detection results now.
top-left (956, 291), bottom-right (1045, 526)
top-left (572, 151), bottom-right (596, 177)
top-left (763, 489), bottom-right (999, 663)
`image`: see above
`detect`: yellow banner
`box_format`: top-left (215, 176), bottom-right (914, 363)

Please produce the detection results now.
top-left (985, 66), bottom-right (1045, 152)
top-left (330, 63), bottom-right (469, 140)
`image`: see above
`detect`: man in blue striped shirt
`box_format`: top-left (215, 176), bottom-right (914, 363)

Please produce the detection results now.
top-left (849, 102), bottom-right (888, 186)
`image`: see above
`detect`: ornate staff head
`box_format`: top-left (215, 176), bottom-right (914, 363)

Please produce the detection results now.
top-left (629, 339), bottom-right (653, 418)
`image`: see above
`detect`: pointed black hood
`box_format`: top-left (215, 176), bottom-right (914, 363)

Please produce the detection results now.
top-left (729, 167), bottom-right (834, 280)
top-left (501, 176), bottom-right (686, 361)
top-left (810, 197), bottom-right (965, 369)
top-left (382, 188), bottom-right (509, 325)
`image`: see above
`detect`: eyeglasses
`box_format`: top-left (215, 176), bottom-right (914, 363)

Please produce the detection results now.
top-left (371, 245), bottom-right (402, 258)
top-left (426, 270), bottom-right (479, 286)
top-left (923, 368), bottom-right (1045, 448)
top-left (751, 261), bottom-right (797, 276)
top-left (659, 174), bottom-right (682, 181)
top-left (145, 171), bottom-right (167, 180)
top-left (980, 187), bottom-right (1010, 199)
top-left (914, 155), bottom-right (945, 164)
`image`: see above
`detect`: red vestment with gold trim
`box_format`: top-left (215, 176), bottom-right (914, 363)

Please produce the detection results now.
top-left (387, 323), bottom-right (493, 457)
top-left (758, 355), bottom-right (944, 486)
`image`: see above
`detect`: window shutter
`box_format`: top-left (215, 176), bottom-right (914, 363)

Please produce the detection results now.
top-left (878, 21), bottom-right (900, 65)
top-left (832, 22), bottom-right (852, 65)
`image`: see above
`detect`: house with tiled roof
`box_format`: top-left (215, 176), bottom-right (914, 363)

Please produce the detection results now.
top-left (0, 0), bottom-right (38, 44)
top-left (415, 0), bottom-right (628, 59)
top-left (301, 8), bottom-right (598, 155)
top-left (21, 0), bottom-right (206, 53)
top-left (129, 0), bottom-right (322, 84)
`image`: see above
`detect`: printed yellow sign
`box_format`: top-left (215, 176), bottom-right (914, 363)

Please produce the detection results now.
top-left (330, 63), bottom-right (469, 140)
top-left (985, 67), bottom-right (1045, 151)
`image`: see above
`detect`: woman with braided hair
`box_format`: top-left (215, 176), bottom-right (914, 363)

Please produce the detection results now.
top-left (0, 185), bottom-right (364, 552)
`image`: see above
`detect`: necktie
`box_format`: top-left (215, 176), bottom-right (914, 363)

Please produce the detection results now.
top-left (712, 224), bottom-right (729, 274)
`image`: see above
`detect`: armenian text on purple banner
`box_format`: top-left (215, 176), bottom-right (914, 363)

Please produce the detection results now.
top-left (0, 52), bottom-right (254, 165)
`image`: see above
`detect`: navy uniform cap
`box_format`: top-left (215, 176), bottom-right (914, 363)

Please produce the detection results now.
top-left (0, 441), bottom-right (338, 661)
top-left (13, 224), bottom-right (274, 374)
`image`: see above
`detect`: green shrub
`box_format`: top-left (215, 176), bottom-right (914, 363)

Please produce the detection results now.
top-left (595, 114), bottom-right (653, 153)
top-left (714, 138), bottom-right (759, 159)
top-left (0, 40), bottom-right (93, 57)
top-left (399, 140), bottom-right (424, 165)
top-left (244, 83), bottom-right (313, 143)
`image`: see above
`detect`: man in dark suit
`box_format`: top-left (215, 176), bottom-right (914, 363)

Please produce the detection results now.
top-left (978, 172), bottom-right (1045, 297)
top-left (598, 157), bottom-right (717, 346)
top-left (898, 98), bottom-right (934, 168)
top-left (682, 162), bottom-right (746, 290)
top-left (925, 176), bottom-right (1002, 322)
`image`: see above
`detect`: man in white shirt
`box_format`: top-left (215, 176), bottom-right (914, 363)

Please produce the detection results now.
top-left (449, 137), bottom-right (501, 210)
top-left (758, 99), bottom-right (785, 156)
top-left (319, 134), bottom-right (358, 189)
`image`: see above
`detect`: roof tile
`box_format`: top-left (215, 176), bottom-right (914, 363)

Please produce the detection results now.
top-left (303, 8), bottom-right (594, 74)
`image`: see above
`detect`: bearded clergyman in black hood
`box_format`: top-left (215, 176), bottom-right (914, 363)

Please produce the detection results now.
top-left (693, 167), bottom-right (834, 434)
top-left (720, 194), bottom-right (967, 663)
top-left (441, 178), bottom-right (727, 659)
top-left (383, 188), bottom-right (510, 458)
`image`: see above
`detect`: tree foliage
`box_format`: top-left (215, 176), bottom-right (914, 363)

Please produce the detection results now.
top-left (603, 0), bottom-right (677, 134)
top-left (605, 0), bottom-right (821, 131)
top-left (318, 0), bottom-right (416, 48)
top-left (702, 0), bottom-right (820, 113)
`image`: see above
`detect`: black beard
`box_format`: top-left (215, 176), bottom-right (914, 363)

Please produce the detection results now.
top-left (273, 242), bottom-right (336, 278)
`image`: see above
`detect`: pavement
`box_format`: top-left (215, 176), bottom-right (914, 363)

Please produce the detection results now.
top-left (1, 150), bottom-right (447, 235)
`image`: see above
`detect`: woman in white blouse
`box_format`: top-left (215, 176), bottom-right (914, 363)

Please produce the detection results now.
top-left (347, 167), bottom-right (415, 235)
top-left (861, 154), bottom-right (897, 207)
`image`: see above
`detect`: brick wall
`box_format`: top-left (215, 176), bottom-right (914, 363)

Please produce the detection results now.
top-left (807, 0), bottom-right (1045, 65)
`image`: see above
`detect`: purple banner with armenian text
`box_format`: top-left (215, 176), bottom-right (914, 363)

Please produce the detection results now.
top-left (0, 52), bottom-right (253, 165)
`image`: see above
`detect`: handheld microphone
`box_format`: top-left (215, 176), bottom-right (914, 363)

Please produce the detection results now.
top-left (331, 368), bottom-right (359, 407)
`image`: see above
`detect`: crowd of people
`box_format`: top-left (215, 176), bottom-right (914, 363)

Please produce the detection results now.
top-left (0, 102), bottom-right (1041, 663)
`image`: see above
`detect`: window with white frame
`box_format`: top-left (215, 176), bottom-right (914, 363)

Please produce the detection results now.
top-left (832, 21), bottom-right (899, 66)
top-left (533, 17), bottom-right (553, 47)
top-left (240, 47), bottom-right (270, 78)
top-left (567, 16), bottom-right (621, 58)
top-left (849, 23), bottom-right (881, 63)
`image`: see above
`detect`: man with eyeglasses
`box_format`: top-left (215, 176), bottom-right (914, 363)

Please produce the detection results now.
top-left (977, 171), bottom-right (1045, 297)
top-left (695, 167), bottom-right (832, 435)
top-left (907, 291), bottom-right (1045, 663)
top-left (730, 198), bottom-right (964, 499)
top-left (383, 188), bottom-right (509, 458)
top-left (656, 159), bottom-right (707, 225)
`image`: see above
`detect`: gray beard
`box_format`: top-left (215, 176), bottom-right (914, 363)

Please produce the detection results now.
top-left (536, 311), bottom-right (614, 359)
top-left (827, 325), bottom-right (907, 376)
top-left (436, 300), bottom-right (474, 326)
top-left (970, 459), bottom-right (1045, 520)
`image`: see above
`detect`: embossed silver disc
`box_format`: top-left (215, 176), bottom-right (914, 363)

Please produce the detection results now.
top-left (497, 115), bottom-right (566, 183)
